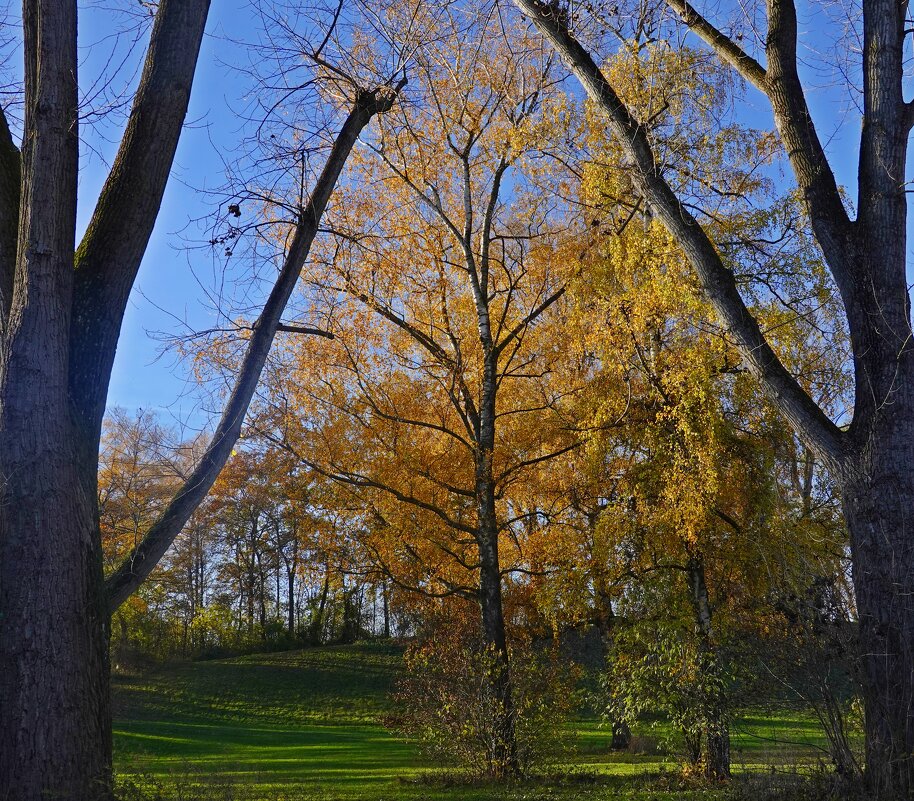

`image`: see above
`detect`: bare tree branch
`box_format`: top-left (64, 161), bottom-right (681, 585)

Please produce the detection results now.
top-left (69, 0), bottom-right (212, 440)
top-left (106, 83), bottom-right (404, 609)
top-left (276, 322), bottom-right (335, 338)
top-left (494, 286), bottom-right (565, 356)
top-left (513, 0), bottom-right (846, 471)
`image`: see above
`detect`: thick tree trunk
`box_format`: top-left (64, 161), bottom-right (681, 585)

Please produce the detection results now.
top-left (0, 450), bottom-right (112, 800)
top-left (0, 4), bottom-right (113, 798)
top-left (842, 443), bottom-right (914, 798)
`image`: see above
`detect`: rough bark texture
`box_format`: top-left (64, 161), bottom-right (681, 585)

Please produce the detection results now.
top-left (842, 426), bottom-right (914, 797)
top-left (0, 4), bottom-right (107, 799)
top-left (0, 1), bottom-right (401, 796)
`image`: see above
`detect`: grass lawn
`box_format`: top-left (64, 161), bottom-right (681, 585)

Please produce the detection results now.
top-left (113, 643), bottom-right (850, 800)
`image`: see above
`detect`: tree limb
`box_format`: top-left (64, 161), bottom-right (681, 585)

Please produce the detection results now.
top-left (69, 0), bottom-right (211, 442)
top-left (106, 84), bottom-right (404, 609)
top-left (664, 0), bottom-right (767, 91)
top-left (494, 286), bottom-right (565, 356)
top-left (276, 322), bottom-right (335, 338)
top-left (664, 0), bottom-right (857, 324)
top-left (0, 105), bottom-right (20, 335)
top-left (762, 0), bottom-right (858, 313)
top-left (513, 0), bottom-right (846, 472)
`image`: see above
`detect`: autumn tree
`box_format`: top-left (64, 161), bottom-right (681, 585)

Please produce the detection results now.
top-left (245, 3), bottom-right (593, 776)
top-left (0, 2), bottom-right (404, 797)
top-left (510, 0), bottom-right (914, 793)
top-left (517, 37), bottom-right (853, 778)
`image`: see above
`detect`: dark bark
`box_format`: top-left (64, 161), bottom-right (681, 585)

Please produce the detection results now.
top-left (478, 530), bottom-right (520, 777)
top-left (70, 0), bottom-right (211, 451)
top-left (309, 567), bottom-right (331, 645)
top-left (842, 439), bottom-right (914, 798)
top-left (0, 105), bottom-right (20, 331)
top-left (0, 4), bottom-right (109, 799)
top-left (287, 564), bottom-right (297, 635)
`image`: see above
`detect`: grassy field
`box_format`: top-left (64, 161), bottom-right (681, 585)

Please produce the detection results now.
top-left (112, 643), bottom-right (849, 800)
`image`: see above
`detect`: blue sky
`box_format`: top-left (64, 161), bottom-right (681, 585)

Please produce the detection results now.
top-left (80, 1), bottom-right (254, 428)
top-left (68, 2), bottom-right (911, 429)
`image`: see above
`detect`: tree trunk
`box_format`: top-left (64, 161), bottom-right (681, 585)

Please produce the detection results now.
top-left (287, 565), bottom-right (296, 636)
top-left (309, 567), bottom-right (331, 645)
top-left (0, 4), bottom-right (114, 797)
top-left (686, 556), bottom-right (730, 781)
top-left (595, 584), bottom-right (631, 750)
top-left (478, 532), bottom-right (520, 778)
top-left (842, 446), bottom-right (914, 798)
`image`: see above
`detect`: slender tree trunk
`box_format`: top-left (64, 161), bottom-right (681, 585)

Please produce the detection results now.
top-left (477, 531), bottom-right (519, 778)
top-left (475, 357), bottom-right (520, 778)
top-left (382, 580), bottom-right (391, 639)
top-left (287, 565), bottom-right (296, 635)
top-left (595, 587), bottom-right (631, 750)
top-left (310, 567), bottom-right (331, 645)
top-left (686, 555), bottom-right (730, 780)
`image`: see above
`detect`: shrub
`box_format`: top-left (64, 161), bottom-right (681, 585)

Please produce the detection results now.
top-left (390, 608), bottom-right (578, 777)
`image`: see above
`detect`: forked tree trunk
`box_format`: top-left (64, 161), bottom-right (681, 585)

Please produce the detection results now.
top-left (0, 3), bottom-right (114, 797)
top-left (0, 3), bottom-right (399, 784)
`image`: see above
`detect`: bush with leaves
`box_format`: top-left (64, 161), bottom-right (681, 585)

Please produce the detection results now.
top-left (603, 621), bottom-right (732, 776)
top-left (390, 603), bottom-right (578, 778)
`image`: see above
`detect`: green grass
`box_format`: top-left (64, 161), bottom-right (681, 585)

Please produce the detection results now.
top-left (113, 643), bottom-right (850, 800)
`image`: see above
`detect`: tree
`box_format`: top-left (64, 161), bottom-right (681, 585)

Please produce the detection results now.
top-left (0, 3), bottom-right (402, 797)
top-left (513, 0), bottom-right (914, 794)
top-left (245, 4), bottom-right (589, 775)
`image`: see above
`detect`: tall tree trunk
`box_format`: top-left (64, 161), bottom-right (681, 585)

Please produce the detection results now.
top-left (842, 440), bottom-right (914, 798)
top-left (0, 4), bottom-right (113, 798)
top-left (686, 555), bottom-right (730, 780)
top-left (474, 343), bottom-right (520, 778)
